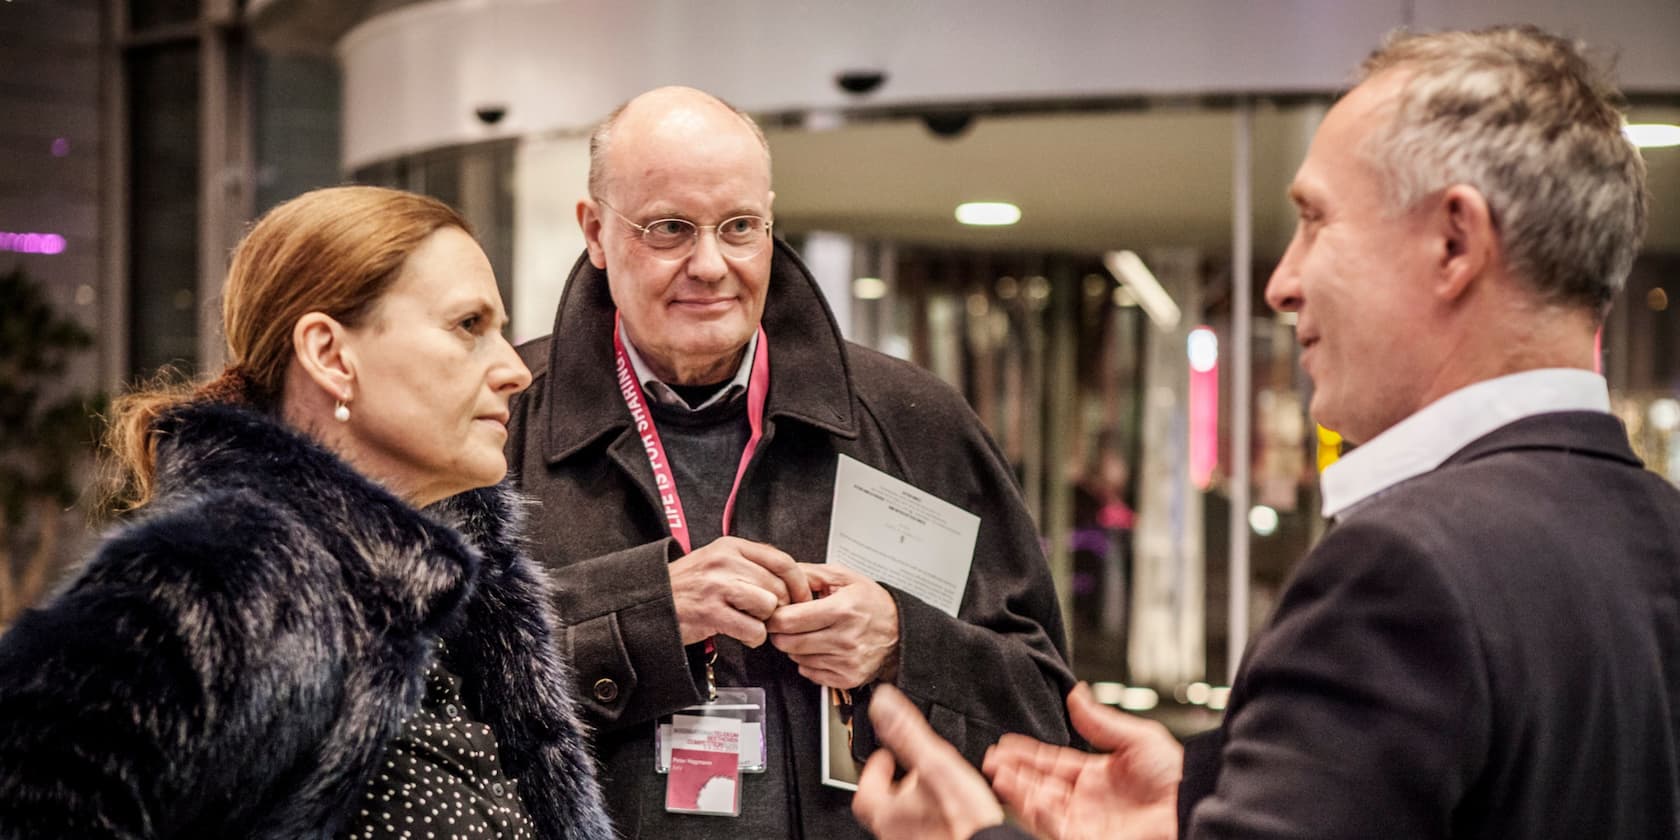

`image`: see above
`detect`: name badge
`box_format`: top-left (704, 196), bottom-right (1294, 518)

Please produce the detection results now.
top-left (664, 714), bottom-right (742, 817)
top-left (656, 686), bottom-right (768, 775)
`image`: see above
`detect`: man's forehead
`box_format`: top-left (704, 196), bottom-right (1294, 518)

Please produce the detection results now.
top-left (602, 150), bottom-right (770, 201)
top-left (603, 134), bottom-right (768, 204)
top-left (1297, 75), bottom-right (1400, 175)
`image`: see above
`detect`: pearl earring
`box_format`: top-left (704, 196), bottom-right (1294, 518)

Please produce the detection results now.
top-left (334, 400), bottom-right (351, 422)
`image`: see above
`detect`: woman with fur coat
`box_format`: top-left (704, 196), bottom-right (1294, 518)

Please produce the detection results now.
top-left (0, 186), bottom-right (612, 840)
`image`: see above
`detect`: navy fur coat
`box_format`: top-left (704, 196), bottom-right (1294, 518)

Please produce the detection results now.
top-left (0, 402), bottom-right (612, 839)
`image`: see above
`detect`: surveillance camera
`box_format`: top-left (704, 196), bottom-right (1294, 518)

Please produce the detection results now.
top-left (474, 104), bottom-right (508, 126)
top-left (922, 112), bottom-right (974, 139)
top-left (834, 70), bottom-right (887, 96)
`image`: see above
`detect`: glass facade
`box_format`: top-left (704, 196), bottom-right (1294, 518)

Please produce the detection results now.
top-left (125, 43), bottom-right (199, 377)
top-left (252, 52), bottom-right (341, 215)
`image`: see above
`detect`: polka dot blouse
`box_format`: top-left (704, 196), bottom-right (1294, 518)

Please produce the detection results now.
top-left (340, 657), bottom-right (537, 839)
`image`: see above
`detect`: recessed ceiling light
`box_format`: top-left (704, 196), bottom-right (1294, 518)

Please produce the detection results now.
top-left (852, 277), bottom-right (887, 300)
top-left (1624, 123), bottom-right (1680, 148)
top-left (955, 202), bottom-right (1021, 226)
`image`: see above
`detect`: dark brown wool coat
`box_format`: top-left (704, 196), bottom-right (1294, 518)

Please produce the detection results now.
top-left (508, 241), bottom-right (1075, 838)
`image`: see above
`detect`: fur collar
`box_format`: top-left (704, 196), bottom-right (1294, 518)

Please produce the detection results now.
top-left (152, 401), bottom-right (499, 632)
top-left (139, 400), bottom-right (612, 839)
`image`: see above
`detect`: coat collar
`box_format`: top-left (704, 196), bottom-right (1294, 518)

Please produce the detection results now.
top-left (147, 402), bottom-right (611, 838)
top-left (539, 238), bottom-right (859, 464)
top-left (1320, 369), bottom-right (1611, 518)
top-left (1443, 409), bottom-right (1642, 469)
top-left (150, 401), bottom-right (508, 629)
top-left (1331, 410), bottom-right (1642, 522)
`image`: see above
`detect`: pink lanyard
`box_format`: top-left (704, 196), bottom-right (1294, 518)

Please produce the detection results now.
top-left (611, 313), bottom-right (771, 555)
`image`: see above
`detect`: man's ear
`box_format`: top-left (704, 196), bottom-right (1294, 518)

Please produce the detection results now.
top-left (292, 312), bottom-right (356, 402)
top-left (1433, 184), bottom-right (1498, 303)
top-left (579, 199), bottom-right (608, 269)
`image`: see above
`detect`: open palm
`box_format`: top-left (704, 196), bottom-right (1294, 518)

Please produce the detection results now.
top-left (984, 683), bottom-right (1182, 840)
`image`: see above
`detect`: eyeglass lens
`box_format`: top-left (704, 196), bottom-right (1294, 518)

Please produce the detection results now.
top-left (640, 216), bottom-right (769, 257)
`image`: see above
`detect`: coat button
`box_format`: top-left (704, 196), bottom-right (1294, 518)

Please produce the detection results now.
top-left (593, 677), bottom-right (619, 703)
top-left (444, 703), bottom-right (460, 719)
top-left (492, 781), bottom-right (506, 797)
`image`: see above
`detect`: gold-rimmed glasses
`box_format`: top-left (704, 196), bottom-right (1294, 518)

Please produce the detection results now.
top-left (595, 198), bottom-right (773, 260)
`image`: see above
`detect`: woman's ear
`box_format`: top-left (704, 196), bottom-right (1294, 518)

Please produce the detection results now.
top-left (292, 312), bottom-right (357, 402)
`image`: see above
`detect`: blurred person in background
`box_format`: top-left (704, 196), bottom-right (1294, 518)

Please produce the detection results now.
top-left (854, 24), bottom-right (1680, 840)
top-left (505, 85), bottom-right (1075, 838)
top-left (0, 185), bottom-right (611, 840)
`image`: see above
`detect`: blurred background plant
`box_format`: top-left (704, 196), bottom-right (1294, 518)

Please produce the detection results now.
top-left (0, 264), bottom-right (106, 626)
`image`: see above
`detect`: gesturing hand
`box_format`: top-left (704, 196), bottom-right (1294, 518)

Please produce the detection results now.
top-left (766, 563), bottom-right (899, 689)
top-left (983, 682), bottom-right (1182, 840)
top-left (668, 537), bottom-right (811, 647)
top-left (852, 684), bottom-right (1006, 840)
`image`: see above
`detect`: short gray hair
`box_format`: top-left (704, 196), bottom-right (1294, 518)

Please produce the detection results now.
top-left (1357, 25), bottom-right (1647, 317)
top-left (587, 89), bottom-right (772, 200)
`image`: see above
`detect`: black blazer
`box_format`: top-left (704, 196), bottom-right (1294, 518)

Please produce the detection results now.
top-left (1182, 411), bottom-right (1680, 838)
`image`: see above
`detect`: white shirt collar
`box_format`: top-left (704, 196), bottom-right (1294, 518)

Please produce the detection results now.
top-left (1320, 368), bottom-right (1610, 520)
top-left (621, 330), bottom-right (759, 412)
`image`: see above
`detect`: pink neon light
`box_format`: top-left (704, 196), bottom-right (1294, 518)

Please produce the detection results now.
top-left (0, 232), bottom-right (67, 255)
top-left (1189, 326), bottom-right (1219, 490)
top-left (51, 138), bottom-right (70, 157)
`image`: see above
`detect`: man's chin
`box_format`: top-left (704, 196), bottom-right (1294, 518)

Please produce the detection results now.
top-left (671, 324), bottom-right (754, 354)
top-left (1310, 409), bottom-right (1368, 447)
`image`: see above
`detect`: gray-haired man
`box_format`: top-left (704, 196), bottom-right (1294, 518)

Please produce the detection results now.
top-left (857, 25), bottom-right (1680, 840)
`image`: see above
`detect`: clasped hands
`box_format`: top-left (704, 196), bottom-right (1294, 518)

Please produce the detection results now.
top-left (668, 536), bottom-right (900, 689)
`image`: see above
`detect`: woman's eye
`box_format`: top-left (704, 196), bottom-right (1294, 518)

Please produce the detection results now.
top-left (458, 315), bottom-right (481, 333)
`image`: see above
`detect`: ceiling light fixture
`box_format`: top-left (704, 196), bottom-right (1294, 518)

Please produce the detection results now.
top-left (1624, 123), bottom-right (1680, 148)
top-left (956, 202), bottom-right (1021, 226)
top-left (1090, 681), bottom-right (1127, 705)
top-left (1104, 250), bottom-right (1181, 330)
top-left (852, 277), bottom-right (887, 300)
top-left (1119, 686), bottom-right (1159, 712)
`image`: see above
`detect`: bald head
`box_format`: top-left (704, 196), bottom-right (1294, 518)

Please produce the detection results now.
top-left (588, 86), bottom-right (772, 201)
top-left (576, 85), bottom-right (776, 387)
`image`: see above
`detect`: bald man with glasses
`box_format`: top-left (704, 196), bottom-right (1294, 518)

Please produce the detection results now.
top-left (505, 86), bottom-right (1076, 839)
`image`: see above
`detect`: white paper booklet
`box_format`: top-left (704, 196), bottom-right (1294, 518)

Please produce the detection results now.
top-left (821, 454), bottom-right (980, 790)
